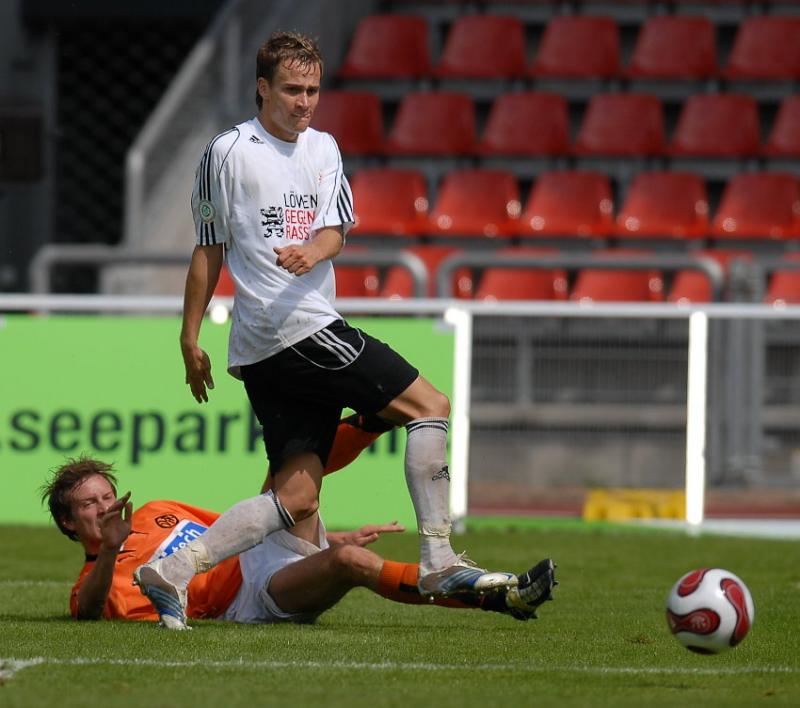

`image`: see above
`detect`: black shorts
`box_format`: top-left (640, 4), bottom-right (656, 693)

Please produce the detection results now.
top-left (240, 319), bottom-right (419, 471)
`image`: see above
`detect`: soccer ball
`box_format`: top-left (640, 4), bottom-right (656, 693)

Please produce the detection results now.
top-left (665, 568), bottom-right (755, 654)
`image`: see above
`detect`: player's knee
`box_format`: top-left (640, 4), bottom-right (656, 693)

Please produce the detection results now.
top-left (421, 389), bottom-right (450, 419)
top-left (278, 487), bottom-right (319, 522)
top-left (330, 544), bottom-right (374, 582)
top-left (289, 494), bottom-right (320, 522)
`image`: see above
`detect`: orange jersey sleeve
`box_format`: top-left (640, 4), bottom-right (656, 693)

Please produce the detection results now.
top-left (70, 501), bottom-right (242, 621)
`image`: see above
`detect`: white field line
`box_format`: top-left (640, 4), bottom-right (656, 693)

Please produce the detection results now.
top-left (1, 656), bottom-right (798, 683)
top-left (0, 580), bottom-right (72, 588)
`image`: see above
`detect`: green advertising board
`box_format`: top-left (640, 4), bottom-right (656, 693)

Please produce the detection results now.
top-left (0, 315), bottom-right (453, 529)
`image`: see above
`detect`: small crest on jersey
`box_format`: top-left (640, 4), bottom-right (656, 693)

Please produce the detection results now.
top-left (249, 134), bottom-right (264, 144)
top-left (155, 514), bottom-right (179, 529)
top-left (198, 199), bottom-right (216, 223)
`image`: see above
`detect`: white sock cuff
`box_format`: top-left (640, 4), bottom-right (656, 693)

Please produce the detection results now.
top-left (406, 417), bottom-right (449, 435)
top-left (264, 489), bottom-right (295, 529)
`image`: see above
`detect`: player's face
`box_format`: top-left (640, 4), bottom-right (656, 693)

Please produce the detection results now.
top-left (258, 60), bottom-right (321, 142)
top-left (64, 474), bottom-right (117, 547)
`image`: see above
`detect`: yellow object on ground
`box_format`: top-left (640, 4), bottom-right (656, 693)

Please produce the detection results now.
top-left (582, 488), bottom-right (686, 521)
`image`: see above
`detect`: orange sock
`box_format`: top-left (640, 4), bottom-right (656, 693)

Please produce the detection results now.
top-left (376, 561), bottom-right (476, 609)
top-left (324, 423), bottom-right (382, 475)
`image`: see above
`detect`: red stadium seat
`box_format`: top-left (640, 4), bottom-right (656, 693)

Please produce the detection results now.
top-left (338, 15), bottom-right (431, 79)
top-left (310, 91), bottom-right (383, 155)
top-left (573, 93), bottom-right (664, 156)
top-left (723, 16), bottom-right (800, 79)
top-left (385, 92), bottom-right (476, 155)
top-left (475, 248), bottom-right (568, 301)
top-left (763, 95), bottom-right (800, 158)
top-left (711, 172), bottom-right (800, 240)
top-left (529, 15), bottom-right (620, 78)
top-left (669, 94), bottom-right (760, 157)
top-left (765, 271), bottom-right (800, 305)
top-left (350, 168), bottom-right (428, 236)
top-left (614, 171), bottom-right (709, 240)
top-left (477, 92), bottom-right (569, 156)
top-left (428, 169), bottom-right (521, 238)
top-left (765, 255), bottom-right (800, 305)
top-left (519, 170), bottom-right (614, 238)
top-left (435, 15), bottom-right (526, 78)
top-left (570, 250), bottom-right (664, 303)
top-left (336, 265), bottom-right (380, 297)
top-left (380, 245), bottom-right (473, 298)
top-left (626, 15), bottom-right (716, 79)
top-left (214, 264), bottom-right (235, 296)
top-left (667, 250), bottom-right (750, 304)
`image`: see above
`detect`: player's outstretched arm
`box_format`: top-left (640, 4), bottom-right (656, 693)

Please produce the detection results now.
top-left (180, 244), bottom-right (223, 403)
top-left (74, 493), bottom-right (132, 620)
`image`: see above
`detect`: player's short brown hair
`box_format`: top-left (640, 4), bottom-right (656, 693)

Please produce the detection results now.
top-left (255, 30), bottom-right (323, 108)
top-left (41, 457), bottom-right (118, 541)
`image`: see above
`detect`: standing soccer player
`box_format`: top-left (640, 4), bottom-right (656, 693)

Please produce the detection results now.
top-left (135, 31), bottom-right (516, 629)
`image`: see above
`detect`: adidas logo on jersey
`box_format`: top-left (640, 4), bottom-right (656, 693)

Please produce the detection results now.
top-left (249, 135), bottom-right (264, 144)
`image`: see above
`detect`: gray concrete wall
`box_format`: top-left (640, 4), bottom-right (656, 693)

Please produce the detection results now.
top-left (0, 1), bottom-right (55, 291)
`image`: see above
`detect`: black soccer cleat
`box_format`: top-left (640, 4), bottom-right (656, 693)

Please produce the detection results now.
top-left (482, 558), bottom-right (557, 622)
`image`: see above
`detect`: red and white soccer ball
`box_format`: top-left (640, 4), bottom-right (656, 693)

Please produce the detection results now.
top-left (666, 568), bottom-right (755, 654)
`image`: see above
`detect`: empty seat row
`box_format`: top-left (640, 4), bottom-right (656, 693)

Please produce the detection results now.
top-left (339, 14), bottom-right (800, 82)
top-left (332, 247), bottom-right (800, 304)
top-left (313, 90), bottom-right (800, 159)
top-left (349, 168), bottom-right (800, 240)
top-left (343, 248), bottom-right (800, 305)
top-left (216, 243), bottom-right (800, 304)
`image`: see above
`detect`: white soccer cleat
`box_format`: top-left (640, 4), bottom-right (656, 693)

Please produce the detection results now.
top-left (418, 554), bottom-right (518, 599)
top-left (133, 560), bottom-right (190, 631)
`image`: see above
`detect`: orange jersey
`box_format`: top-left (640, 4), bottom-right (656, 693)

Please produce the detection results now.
top-left (70, 500), bottom-right (242, 621)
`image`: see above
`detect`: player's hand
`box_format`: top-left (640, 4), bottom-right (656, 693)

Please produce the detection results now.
top-left (99, 492), bottom-right (132, 552)
top-left (274, 243), bottom-right (322, 276)
top-left (342, 521), bottom-right (405, 547)
top-left (182, 342), bottom-right (215, 403)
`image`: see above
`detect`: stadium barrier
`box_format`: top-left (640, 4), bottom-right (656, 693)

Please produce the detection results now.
top-left (2, 295), bottom-right (799, 528)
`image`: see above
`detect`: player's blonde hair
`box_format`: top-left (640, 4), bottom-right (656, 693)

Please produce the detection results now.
top-left (41, 457), bottom-right (118, 541)
top-left (256, 30), bottom-right (323, 109)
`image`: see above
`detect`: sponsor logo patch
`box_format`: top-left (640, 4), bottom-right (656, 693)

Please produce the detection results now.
top-left (150, 520), bottom-right (209, 561)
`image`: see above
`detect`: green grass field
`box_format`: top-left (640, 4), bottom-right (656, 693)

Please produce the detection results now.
top-left (1, 521), bottom-right (798, 707)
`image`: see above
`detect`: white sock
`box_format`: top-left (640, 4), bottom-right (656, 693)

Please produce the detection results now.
top-left (155, 490), bottom-right (294, 590)
top-left (404, 417), bottom-right (458, 574)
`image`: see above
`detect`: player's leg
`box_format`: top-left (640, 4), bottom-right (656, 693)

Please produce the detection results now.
top-left (375, 376), bottom-right (467, 581)
top-left (267, 548), bottom-right (557, 619)
top-left (377, 376), bottom-right (516, 597)
top-left (376, 557), bottom-right (559, 620)
top-left (134, 352), bottom-right (338, 629)
top-left (266, 543), bottom-right (381, 614)
top-left (329, 322), bottom-right (515, 598)
top-left (265, 544), bottom-right (470, 616)
top-left (323, 413), bottom-right (395, 475)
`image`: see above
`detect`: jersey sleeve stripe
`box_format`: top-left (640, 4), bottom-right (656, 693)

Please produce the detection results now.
top-left (197, 127), bottom-right (238, 246)
top-left (321, 134), bottom-right (345, 219)
top-left (337, 189), bottom-right (353, 224)
top-left (201, 128), bottom-right (237, 202)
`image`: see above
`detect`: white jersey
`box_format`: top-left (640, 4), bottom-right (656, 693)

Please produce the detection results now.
top-left (191, 117), bottom-right (354, 378)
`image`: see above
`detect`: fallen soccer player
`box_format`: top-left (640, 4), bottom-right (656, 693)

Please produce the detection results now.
top-left (42, 420), bottom-right (556, 627)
